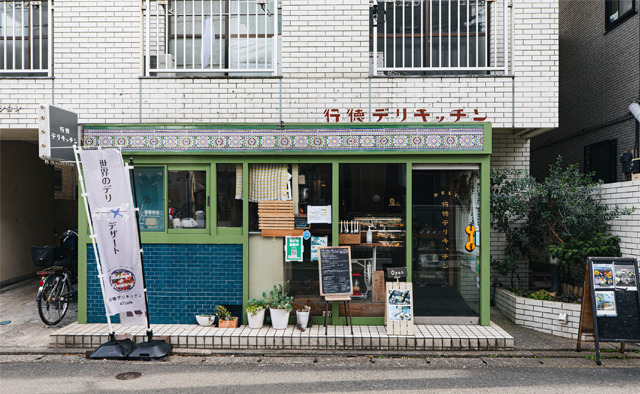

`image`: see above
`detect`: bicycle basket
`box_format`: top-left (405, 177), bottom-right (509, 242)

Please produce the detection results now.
top-left (31, 246), bottom-right (55, 267)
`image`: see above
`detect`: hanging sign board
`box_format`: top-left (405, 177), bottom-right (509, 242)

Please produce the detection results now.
top-left (577, 257), bottom-right (640, 365)
top-left (38, 104), bottom-right (79, 162)
top-left (284, 236), bottom-right (303, 262)
top-left (318, 246), bottom-right (352, 296)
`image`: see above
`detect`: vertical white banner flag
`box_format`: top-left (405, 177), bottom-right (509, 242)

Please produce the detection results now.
top-left (79, 149), bottom-right (147, 317)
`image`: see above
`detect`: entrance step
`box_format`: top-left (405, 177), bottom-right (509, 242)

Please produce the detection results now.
top-left (50, 323), bottom-right (514, 351)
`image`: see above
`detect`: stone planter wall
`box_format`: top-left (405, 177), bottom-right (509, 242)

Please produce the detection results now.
top-left (495, 288), bottom-right (583, 339)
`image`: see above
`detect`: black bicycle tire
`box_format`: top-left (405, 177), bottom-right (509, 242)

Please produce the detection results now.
top-left (38, 273), bottom-right (68, 325)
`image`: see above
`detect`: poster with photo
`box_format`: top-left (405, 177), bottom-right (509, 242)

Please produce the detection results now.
top-left (388, 305), bottom-right (412, 321)
top-left (614, 265), bottom-right (637, 290)
top-left (388, 289), bottom-right (411, 305)
top-left (310, 236), bottom-right (328, 261)
top-left (595, 291), bottom-right (617, 317)
top-left (593, 264), bottom-right (615, 289)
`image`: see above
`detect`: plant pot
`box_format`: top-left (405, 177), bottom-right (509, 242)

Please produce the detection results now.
top-left (196, 315), bottom-right (215, 326)
top-left (218, 317), bottom-right (239, 328)
top-left (269, 308), bottom-right (290, 329)
top-left (246, 307), bottom-right (266, 329)
top-left (296, 310), bottom-right (310, 329)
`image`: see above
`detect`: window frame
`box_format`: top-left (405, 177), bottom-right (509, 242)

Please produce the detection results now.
top-left (167, 164), bottom-right (211, 235)
top-left (605, 0), bottom-right (637, 31)
top-left (0, 0), bottom-right (51, 76)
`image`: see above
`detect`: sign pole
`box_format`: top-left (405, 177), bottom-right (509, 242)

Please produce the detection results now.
top-left (126, 158), bottom-right (173, 361)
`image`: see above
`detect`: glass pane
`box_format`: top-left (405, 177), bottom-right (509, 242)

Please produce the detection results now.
top-left (217, 163), bottom-right (243, 227)
top-left (338, 164), bottom-right (407, 317)
top-left (168, 170), bottom-right (207, 229)
top-left (284, 164), bottom-right (332, 302)
top-left (412, 169), bottom-right (480, 318)
top-left (134, 168), bottom-right (165, 232)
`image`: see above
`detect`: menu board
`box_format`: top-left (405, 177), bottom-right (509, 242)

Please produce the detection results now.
top-left (318, 246), bottom-right (352, 296)
top-left (578, 257), bottom-right (640, 365)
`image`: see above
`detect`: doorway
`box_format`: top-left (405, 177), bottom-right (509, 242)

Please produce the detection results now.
top-left (412, 165), bottom-right (480, 324)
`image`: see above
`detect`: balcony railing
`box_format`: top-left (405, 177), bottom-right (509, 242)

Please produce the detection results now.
top-left (0, 0), bottom-right (51, 76)
top-left (370, 0), bottom-right (508, 76)
top-left (144, 0), bottom-right (279, 76)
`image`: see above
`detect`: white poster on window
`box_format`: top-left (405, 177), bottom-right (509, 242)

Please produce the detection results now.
top-left (310, 236), bottom-right (328, 262)
top-left (79, 149), bottom-right (147, 318)
top-left (307, 205), bottom-right (332, 224)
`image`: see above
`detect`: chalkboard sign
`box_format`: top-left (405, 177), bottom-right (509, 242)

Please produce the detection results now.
top-left (294, 214), bottom-right (308, 228)
top-left (577, 257), bottom-right (640, 365)
top-left (318, 246), bottom-right (352, 296)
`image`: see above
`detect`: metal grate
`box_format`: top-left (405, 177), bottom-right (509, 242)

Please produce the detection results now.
top-left (144, 0), bottom-right (279, 76)
top-left (0, 0), bottom-right (51, 75)
top-left (370, 0), bottom-right (508, 76)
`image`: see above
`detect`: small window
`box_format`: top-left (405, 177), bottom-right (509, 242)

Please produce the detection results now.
top-left (606, 0), bottom-right (636, 30)
top-left (584, 139), bottom-right (617, 183)
top-left (134, 167), bottom-right (165, 232)
top-left (168, 170), bottom-right (207, 229)
top-left (217, 163), bottom-right (243, 227)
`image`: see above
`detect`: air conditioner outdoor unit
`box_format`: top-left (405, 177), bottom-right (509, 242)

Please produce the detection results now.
top-left (369, 52), bottom-right (384, 76)
top-left (149, 54), bottom-right (176, 77)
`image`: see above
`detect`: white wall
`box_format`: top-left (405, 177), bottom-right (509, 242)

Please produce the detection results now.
top-left (600, 180), bottom-right (640, 258)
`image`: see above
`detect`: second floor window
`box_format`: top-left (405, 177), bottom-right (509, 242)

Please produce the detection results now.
top-left (0, 0), bottom-right (50, 76)
top-left (606, 0), bottom-right (635, 30)
top-left (144, 0), bottom-right (280, 76)
top-left (369, 0), bottom-right (507, 76)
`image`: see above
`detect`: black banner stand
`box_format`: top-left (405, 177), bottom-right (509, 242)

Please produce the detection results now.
top-left (126, 158), bottom-right (173, 361)
top-left (577, 257), bottom-right (640, 365)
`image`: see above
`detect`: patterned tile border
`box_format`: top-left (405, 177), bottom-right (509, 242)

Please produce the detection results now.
top-left (83, 127), bottom-right (484, 152)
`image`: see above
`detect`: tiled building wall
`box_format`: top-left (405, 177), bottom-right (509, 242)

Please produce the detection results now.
top-left (489, 130), bottom-right (531, 289)
top-left (86, 244), bottom-right (243, 324)
top-left (600, 180), bottom-right (640, 258)
top-left (531, 0), bottom-right (639, 181)
top-left (1, 0), bottom-right (558, 129)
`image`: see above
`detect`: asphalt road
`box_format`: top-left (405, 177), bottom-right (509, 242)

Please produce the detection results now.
top-left (2, 354), bottom-right (640, 394)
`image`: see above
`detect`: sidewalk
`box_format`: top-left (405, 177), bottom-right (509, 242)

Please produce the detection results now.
top-left (1, 279), bottom-right (638, 358)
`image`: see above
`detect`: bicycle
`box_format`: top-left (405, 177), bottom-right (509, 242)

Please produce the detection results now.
top-left (31, 230), bottom-right (78, 326)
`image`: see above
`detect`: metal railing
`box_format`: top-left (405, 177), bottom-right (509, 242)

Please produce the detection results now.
top-left (0, 0), bottom-right (51, 75)
top-left (144, 0), bottom-right (279, 76)
top-left (371, 0), bottom-right (508, 75)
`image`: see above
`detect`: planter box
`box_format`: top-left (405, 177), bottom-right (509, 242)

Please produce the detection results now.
top-left (218, 317), bottom-right (239, 328)
top-left (495, 288), bottom-right (591, 341)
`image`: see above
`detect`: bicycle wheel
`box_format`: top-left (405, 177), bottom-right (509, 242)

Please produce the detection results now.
top-left (38, 273), bottom-right (69, 325)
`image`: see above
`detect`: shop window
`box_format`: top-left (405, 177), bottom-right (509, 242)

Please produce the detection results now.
top-left (217, 163), bottom-right (242, 227)
top-left (133, 167), bottom-right (165, 232)
top-left (285, 164), bottom-right (332, 299)
top-left (338, 163), bottom-right (406, 316)
top-left (606, 0), bottom-right (635, 30)
top-left (0, 1), bottom-right (50, 76)
top-left (168, 170), bottom-right (207, 229)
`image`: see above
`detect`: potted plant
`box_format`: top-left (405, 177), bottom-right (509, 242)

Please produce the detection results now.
top-left (215, 305), bottom-right (239, 328)
top-left (195, 314), bottom-right (215, 326)
top-left (295, 301), bottom-right (312, 330)
top-left (245, 296), bottom-right (267, 329)
top-left (266, 282), bottom-right (293, 330)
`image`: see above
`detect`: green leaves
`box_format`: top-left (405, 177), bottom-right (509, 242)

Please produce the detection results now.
top-left (266, 281), bottom-right (293, 313)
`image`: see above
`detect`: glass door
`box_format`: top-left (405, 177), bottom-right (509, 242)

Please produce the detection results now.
top-left (412, 166), bottom-right (480, 324)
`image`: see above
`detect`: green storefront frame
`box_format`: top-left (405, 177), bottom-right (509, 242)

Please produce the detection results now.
top-left (78, 123), bottom-right (492, 326)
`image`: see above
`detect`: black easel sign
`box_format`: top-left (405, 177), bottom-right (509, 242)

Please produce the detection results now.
top-left (318, 246), bottom-right (352, 296)
top-left (577, 257), bottom-right (640, 365)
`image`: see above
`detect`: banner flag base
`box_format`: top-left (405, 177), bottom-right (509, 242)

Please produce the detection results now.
top-left (127, 330), bottom-right (173, 361)
top-left (89, 333), bottom-right (137, 360)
